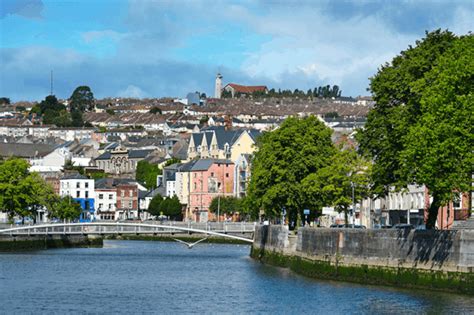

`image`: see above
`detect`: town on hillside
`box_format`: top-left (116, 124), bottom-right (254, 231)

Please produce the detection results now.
top-left (0, 72), bottom-right (470, 230)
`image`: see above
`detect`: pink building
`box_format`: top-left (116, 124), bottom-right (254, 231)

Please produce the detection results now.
top-left (189, 159), bottom-right (234, 222)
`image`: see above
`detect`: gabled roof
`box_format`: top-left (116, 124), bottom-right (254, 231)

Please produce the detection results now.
top-left (225, 84), bottom-right (268, 94)
top-left (0, 143), bottom-right (55, 158)
top-left (214, 129), bottom-right (240, 149)
top-left (191, 159), bottom-right (233, 171)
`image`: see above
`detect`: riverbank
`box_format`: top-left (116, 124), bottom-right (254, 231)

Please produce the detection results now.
top-left (251, 225), bottom-right (474, 295)
top-left (0, 235), bottom-right (103, 252)
top-left (106, 233), bottom-right (251, 245)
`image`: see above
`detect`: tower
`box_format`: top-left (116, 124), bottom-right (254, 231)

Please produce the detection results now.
top-left (214, 73), bottom-right (223, 99)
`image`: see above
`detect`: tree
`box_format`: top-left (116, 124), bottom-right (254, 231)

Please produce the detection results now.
top-left (209, 196), bottom-right (241, 215)
top-left (106, 108), bottom-right (115, 115)
top-left (357, 30), bottom-right (472, 228)
top-left (147, 194), bottom-right (163, 217)
top-left (69, 86), bottom-right (95, 112)
top-left (149, 107), bottom-right (161, 114)
top-left (48, 196), bottom-right (82, 221)
top-left (302, 147), bottom-right (371, 224)
top-left (159, 196), bottom-right (182, 220)
top-left (0, 158), bottom-right (52, 221)
top-left (163, 157), bottom-right (181, 168)
top-left (136, 160), bottom-right (161, 189)
top-left (246, 116), bottom-right (337, 223)
top-left (199, 115), bottom-right (209, 124)
top-left (0, 97), bottom-right (10, 105)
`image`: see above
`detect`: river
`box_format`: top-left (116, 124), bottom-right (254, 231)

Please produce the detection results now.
top-left (0, 240), bottom-right (473, 314)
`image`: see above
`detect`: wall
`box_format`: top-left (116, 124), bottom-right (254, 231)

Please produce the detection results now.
top-left (252, 225), bottom-right (474, 294)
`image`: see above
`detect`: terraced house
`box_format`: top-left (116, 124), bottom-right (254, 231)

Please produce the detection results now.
top-left (187, 127), bottom-right (260, 162)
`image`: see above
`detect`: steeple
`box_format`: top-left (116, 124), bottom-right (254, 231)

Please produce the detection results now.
top-left (214, 73), bottom-right (223, 99)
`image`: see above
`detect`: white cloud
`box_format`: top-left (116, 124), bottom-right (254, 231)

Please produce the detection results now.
top-left (117, 85), bottom-right (148, 98)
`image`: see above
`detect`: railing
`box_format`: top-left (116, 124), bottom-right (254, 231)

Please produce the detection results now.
top-left (0, 222), bottom-right (256, 243)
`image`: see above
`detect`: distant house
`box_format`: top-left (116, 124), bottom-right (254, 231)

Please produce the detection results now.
top-left (222, 84), bottom-right (268, 98)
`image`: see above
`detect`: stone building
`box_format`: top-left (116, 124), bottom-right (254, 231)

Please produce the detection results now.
top-left (94, 145), bottom-right (155, 175)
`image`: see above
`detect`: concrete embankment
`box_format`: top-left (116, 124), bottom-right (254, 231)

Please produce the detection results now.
top-left (0, 234), bottom-right (103, 252)
top-left (251, 225), bottom-right (474, 295)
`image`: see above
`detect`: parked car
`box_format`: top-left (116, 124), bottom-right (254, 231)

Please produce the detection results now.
top-left (330, 224), bottom-right (366, 229)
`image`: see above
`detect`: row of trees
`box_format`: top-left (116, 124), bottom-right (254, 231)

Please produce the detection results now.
top-left (0, 158), bottom-right (82, 222)
top-left (221, 85), bottom-right (342, 99)
top-left (30, 86), bottom-right (95, 127)
top-left (245, 30), bottom-right (472, 229)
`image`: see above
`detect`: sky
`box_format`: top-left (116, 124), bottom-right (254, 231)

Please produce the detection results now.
top-left (0, 0), bottom-right (472, 101)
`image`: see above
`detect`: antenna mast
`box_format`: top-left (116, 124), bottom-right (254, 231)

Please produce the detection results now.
top-left (50, 70), bottom-right (53, 95)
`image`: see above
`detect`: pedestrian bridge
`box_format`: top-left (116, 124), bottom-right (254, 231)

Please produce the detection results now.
top-left (0, 222), bottom-right (255, 243)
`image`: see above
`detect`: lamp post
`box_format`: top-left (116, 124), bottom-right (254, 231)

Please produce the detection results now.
top-left (351, 181), bottom-right (356, 227)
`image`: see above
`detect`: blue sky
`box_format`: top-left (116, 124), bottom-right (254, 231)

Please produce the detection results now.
top-left (0, 0), bottom-right (472, 101)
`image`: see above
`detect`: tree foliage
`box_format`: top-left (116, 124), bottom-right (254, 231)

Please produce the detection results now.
top-left (159, 196), bottom-right (182, 220)
top-left (149, 107), bottom-right (162, 114)
top-left (209, 196), bottom-right (241, 214)
top-left (246, 116), bottom-right (337, 222)
top-left (147, 194), bottom-right (163, 217)
top-left (47, 196), bottom-right (82, 221)
top-left (357, 30), bottom-right (473, 228)
top-left (0, 158), bottom-right (53, 221)
top-left (136, 160), bottom-right (161, 189)
top-left (69, 86), bottom-right (95, 112)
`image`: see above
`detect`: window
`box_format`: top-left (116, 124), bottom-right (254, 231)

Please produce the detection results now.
top-left (109, 194), bottom-right (113, 200)
top-left (109, 204), bottom-right (113, 210)
top-left (99, 194), bottom-right (104, 199)
top-left (121, 190), bottom-right (125, 197)
top-left (129, 201), bottom-right (133, 208)
top-left (211, 172), bottom-right (214, 177)
top-left (99, 203), bottom-right (103, 209)
top-left (225, 173), bottom-right (229, 178)
top-left (453, 193), bottom-right (462, 209)
top-left (121, 201), bottom-right (125, 208)
top-left (129, 190), bottom-right (133, 197)
top-left (85, 191), bottom-right (89, 198)
top-left (85, 182), bottom-right (89, 188)
top-left (76, 182), bottom-right (80, 188)
top-left (194, 183), bottom-right (197, 190)
top-left (76, 191), bottom-right (80, 198)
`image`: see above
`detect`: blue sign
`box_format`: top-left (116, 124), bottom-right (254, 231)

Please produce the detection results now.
top-left (303, 209), bottom-right (310, 215)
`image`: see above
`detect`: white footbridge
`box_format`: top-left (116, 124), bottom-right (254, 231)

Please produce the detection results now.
top-left (0, 222), bottom-right (256, 243)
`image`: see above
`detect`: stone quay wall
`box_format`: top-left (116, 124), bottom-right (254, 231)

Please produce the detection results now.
top-left (0, 234), bottom-right (103, 252)
top-left (251, 225), bottom-right (474, 294)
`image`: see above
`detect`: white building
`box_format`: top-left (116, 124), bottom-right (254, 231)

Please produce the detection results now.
top-left (59, 174), bottom-right (96, 221)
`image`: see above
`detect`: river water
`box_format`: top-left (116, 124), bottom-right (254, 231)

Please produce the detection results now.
top-left (0, 240), bottom-right (473, 314)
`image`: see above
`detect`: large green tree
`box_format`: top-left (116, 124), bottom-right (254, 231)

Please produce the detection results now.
top-left (0, 158), bottom-right (52, 221)
top-left (246, 115), bottom-right (337, 223)
top-left (358, 30), bottom-right (473, 228)
top-left (69, 86), bottom-right (95, 112)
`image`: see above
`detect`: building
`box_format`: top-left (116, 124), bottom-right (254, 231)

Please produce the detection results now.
top-left (214, 73), bottom-right (223, 99)
top-left (94, 145), bottom-right (155, 175)
top-left (234, 154), bottom-right (252, 198)
top-left (116, 182), bottom-right (139, 220)
top-left (187, 128), bottom-right (260, 162)
top-left (222, 83), bottom-right (268, 98)
top-left (94, 179), bottom-right (118, 221)
top-left (59, 174), bottom-right (95, 221)
top-left (188, 159), bottom-right (234, 222)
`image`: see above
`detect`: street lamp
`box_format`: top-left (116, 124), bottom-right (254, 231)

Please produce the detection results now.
top-left (351, 181), bottom-right (356, 227)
